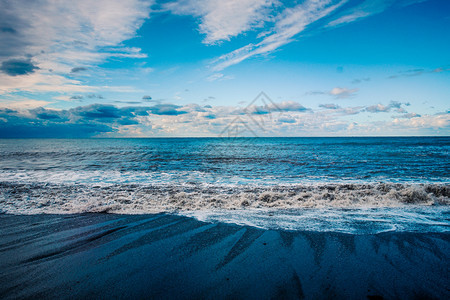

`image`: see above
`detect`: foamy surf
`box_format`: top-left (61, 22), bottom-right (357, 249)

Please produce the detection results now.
top-left (180, 207), bottom-right (450, 234)
top-left (1, 181), bottom-right (448, 213)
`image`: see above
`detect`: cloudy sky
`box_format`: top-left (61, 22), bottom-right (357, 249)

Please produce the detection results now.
top-left (0, 0), bottom-right (449, 137)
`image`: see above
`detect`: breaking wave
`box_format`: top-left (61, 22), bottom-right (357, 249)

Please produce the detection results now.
top-left (0, 181), bottom-right (448, 215)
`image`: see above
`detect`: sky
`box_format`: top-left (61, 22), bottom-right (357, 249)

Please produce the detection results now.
top-left (0, 0), bottom-right (449, 137)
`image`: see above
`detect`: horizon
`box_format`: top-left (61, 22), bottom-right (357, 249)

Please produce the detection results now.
top-left (0, 135), bottom-right (449, 139)
top-left (1, 0), bottom-right (449, 137)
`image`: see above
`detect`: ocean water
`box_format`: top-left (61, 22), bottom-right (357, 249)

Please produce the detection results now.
top-left (0, 137), bottom-right (449, 233)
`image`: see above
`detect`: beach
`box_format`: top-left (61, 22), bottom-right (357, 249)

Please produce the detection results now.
top-left (1, 213), bottom-right (448, 299)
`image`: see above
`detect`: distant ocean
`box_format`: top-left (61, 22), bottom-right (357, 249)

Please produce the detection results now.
top-left (1, 137), bottom-right (449, 233)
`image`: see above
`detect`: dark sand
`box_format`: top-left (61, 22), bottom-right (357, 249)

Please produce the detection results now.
top-left (0, 213), bottom-right (448, 299)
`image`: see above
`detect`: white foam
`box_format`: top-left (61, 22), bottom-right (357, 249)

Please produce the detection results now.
top-left (180, 207), bottom-right (450, 233)
top-left (0, 181), bottom-right (448, 215)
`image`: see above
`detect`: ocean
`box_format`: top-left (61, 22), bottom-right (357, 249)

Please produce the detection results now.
top-left (0, 137), bottom-right (449, 233)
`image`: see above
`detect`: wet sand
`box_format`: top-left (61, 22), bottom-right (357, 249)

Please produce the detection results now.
top-left (0, 213), bottom-right (448, 299)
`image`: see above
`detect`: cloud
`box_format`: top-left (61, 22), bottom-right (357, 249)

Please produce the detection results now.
top-left (319, 103), bottom-right (341, 109)
top-left (245, 101), bottom-right (309, 115)
top-left (365, 103), bottom-right (391, 113)
top-left (164, 0), bottom-right (275, 45)
top-left (147, 104), bottom-right (188, 116)
top-left (270, 101), bottom-right (308, 112)
top-left (365, 101), bottom-right (410, 113)
top-left (86, 94), bottom-right (104, 99)
top-left (0, 0), bottom-right (152, 92)
top-left (278, 116), bottom-right (296, 123)
top-left (329, 87), bottom-right (358, 98)
top-left (212, 0), bottom-right (345, 71)
top-left (71, 67), bottom-right (87, 73)
top-left (0, 99), bottom-right (52, 109)
top-left (142, 95), bottom-right (152, 100)
top-left (206, 73), bottom-right (234, 82)
top-left (75, 104), bottom-right (125, 120)
top-left (394, 112), bottom-right (421, 119)
top-left (388, 66), bottom-right (450, 79)
top-left (391, 113), bottom-right (450, 131)
top-left (204, 0), bottom-right (429, 71)
top-left (1, 100), bottom-right (447, 137)
top-left (307, 87), bottom-right (358, 99)
top-left (0, 59), bottom-right (39, 76)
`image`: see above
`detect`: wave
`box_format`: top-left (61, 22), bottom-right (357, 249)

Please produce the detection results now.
top-left (0, 182), bottom-right (448, 215)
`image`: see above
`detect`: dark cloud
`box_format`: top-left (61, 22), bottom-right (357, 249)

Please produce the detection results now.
top-left (203, 114), bottom-right (216, 119)
top-left (71, 67), bottom-right (87, 73)
top-left (36, 112), bottom-right (62, 120)
top-left (0, 107), bottom-right (111, 138)
top-left (75, 104), bottom-right (124, 119)
top-left (0, 104), bottom-right (149, 138)
top-left (70, 95), bottom-right (84, 100)
top-left (365, 104), bottom-right (391, 113)
top-left (27, 108), bottom-right (67, 123)
top-left (0, 6), bottom-right (30, 58)
top-left (393, 113), bottom-right (421, 119)
top-left (365, 101), bottom-right (410, 113)
top-left (86, 93), bottom-right (104, 99)
top-left (142, 95), bottom-right (152, 100)
top-left (270, 101), bottom-right (308, 112)
top-left (0, 108), bottom-right (17, 114)
top-left (148, 104), bottom-right (187, 115)
top-left (242, 101), bottom-right (308, 116)
top-left (278, 116), bottom-right (296, 123)
top-left (1, 27), bottom-right (16, 34)
top-left (0, 58), bottom-right (39, 76)
top-left (319, 103), bottom-right (341, 109)
top-left (388, 101), bottom-right (402, 109)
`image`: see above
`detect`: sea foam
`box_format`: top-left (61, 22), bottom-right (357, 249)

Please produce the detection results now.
top-left (0, 181), bottom-right (448, 215)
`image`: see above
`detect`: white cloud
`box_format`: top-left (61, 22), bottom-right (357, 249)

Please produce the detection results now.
top-left (329, 87), bottom-right (358, 98)
top-left (206, 73), bottom-right (234, 82)
top-left (0, 99), bottom-right (52, 110)
top-left (212, 0), bottom-right (345, 71)
top-left (204, 0), bottom-right (430, 71)
top-left (0, 0), bottom-right (153, 93)
top-left (164, 0), bottom-right (275, 44)
top-left (392, 114), bottom-right (450, 129)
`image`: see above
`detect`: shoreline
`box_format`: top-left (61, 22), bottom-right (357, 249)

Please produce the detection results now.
top-left (1, 213), bottom-right (449, 299)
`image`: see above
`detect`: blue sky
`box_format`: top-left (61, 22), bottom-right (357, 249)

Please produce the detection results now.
top-left (0, 0), bottom-right (449, 137)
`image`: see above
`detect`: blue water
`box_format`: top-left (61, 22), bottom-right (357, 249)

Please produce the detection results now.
top-left (0, 137), bottom-right (448, 183)
top-left (0, 137), bottom-right (449, 233)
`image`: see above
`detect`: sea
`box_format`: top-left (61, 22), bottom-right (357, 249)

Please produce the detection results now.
top-left (0, 137), bottom-right (449, 234)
